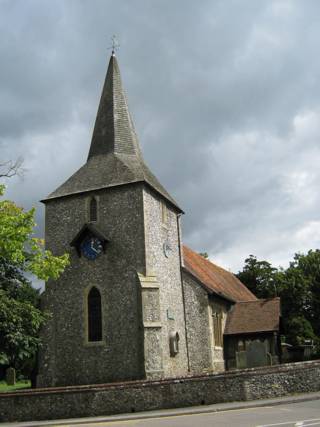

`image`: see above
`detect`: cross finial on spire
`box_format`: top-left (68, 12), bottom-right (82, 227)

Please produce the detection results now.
top-left (108, 35), bottom-right (120, 56)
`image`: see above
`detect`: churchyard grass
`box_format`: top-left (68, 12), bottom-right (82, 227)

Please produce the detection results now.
top-left (0, 380), bottom-right (31, 392)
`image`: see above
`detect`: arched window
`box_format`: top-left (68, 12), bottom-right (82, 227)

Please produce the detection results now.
top-left (87, 287), bottom-right (102, 342)
top-left (89, 197), bottom-right (97, 222)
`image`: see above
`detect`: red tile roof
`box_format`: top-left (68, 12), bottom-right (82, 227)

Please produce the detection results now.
top-left (182, 245), bottom-right (257, 302)
top-left (224, 298), bottom-right (281, 335)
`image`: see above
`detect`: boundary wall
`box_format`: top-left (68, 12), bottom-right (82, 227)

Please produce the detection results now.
top-left (1, 360), bottom-right (320, 422)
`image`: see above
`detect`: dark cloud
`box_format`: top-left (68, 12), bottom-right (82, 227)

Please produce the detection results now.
top-left (1, 0), bottom-right (320, 273)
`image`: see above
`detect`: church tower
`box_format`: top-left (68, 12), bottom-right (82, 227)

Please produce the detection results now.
top-left (37, 53), bottom-right (189, 387)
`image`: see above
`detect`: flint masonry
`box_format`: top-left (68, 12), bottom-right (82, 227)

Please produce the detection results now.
top-left (37, 53), bottom-right (280, 387)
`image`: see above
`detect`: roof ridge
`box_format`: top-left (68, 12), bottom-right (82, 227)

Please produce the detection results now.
top-left (235, 297), bottom-right (280, 304)
top-left (183, 244), bottom-right (239, 275)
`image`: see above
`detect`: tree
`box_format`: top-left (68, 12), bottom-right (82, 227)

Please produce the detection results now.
top-left (286, 250), bottom-right (320, 339)
top-left (199, 252), bottom-right (209, 259)
top-left (0, 184), bottom-right (68, 280)
top-left (0, 258), bottom-right (46, 373)
top-left (0, 184), bottom-right (69, 378)
top-left (237, 251), bottom-right (320, 349)
top-left (284, 316), bottom-right (316, 346)
top-left (0, 158), bottom-right (24, 179)
top-left (0, 289), bottom-right (46, 372)
top-left (236, 255), bottom-right (279, 298)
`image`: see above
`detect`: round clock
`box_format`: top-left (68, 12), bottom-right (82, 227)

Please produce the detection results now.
top-left (80, 236), bottom-right (103, 260)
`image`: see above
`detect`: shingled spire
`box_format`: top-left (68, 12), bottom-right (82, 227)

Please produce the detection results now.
top-left (43, 54), bottom-right (182, 212)
top-left (87, 54), bottom-right (142, 160)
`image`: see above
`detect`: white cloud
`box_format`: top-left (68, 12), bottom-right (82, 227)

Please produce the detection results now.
top-left (195, 109), bottom-right (320, 271)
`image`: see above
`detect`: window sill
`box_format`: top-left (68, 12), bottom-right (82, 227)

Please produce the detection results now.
top-left (83, 340), bottom-right (105, 347)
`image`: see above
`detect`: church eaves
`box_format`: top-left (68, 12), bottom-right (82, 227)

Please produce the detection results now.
top-left (43, 55), bottom-right (182, 212)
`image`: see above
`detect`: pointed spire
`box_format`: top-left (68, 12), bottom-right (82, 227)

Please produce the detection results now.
top-left (87, 55), bottom-right (141, 160)
top-left (44, 54), bottom-right (183, 212)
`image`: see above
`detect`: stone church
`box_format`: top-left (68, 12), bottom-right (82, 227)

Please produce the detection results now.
top-left (37, 53), bottom-right (280, 387)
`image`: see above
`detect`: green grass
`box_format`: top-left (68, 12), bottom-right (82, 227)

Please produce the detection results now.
top-left (0, 380), bottom-right (31, 392)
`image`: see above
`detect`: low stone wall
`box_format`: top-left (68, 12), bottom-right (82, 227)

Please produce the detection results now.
top-left (1, 360), bottom-right (320, 423)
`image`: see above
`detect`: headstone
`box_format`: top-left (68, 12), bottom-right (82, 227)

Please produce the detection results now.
top-left (304, 345), bottom-right (313, 360)
top-left (246, 340), bottom-right (269, 368)
top-left (236, 350), bottom-right (247, 369)
top-left (5, 367), bottom-right (16, 386)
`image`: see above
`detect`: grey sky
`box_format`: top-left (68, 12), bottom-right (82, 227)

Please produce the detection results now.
top-left (1, 0), bottom-right (320, 272)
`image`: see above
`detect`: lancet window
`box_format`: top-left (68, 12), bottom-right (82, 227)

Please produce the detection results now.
top-left (87, 287), bottom-right (102, 342)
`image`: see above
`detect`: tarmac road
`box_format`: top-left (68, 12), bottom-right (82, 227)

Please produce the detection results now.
top-left (56, 400), bottom-right (320, 427)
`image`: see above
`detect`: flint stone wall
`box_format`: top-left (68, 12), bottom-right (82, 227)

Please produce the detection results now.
top-left (1, 360), bottom-right (320, 423)
top-left (182, 271), bottom-right (231, 374)
top-left (142, 187), bottom-right (188, 378)
top-left (38, 184), bottom-right (146, 387)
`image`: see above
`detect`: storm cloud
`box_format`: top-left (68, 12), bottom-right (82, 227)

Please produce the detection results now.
top-left (1, 0), bottom-right (320, 273)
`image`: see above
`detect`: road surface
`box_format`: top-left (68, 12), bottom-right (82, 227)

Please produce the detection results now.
top-left (54, 399), bottom-right (320, 427)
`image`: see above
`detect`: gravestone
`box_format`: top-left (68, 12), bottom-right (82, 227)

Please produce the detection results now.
top-left (246, 340), bottom-right (268, 368)
top-left (236, 350), bottom-right (247, 369)
top-left (5, 367), bottom-right (16, 385)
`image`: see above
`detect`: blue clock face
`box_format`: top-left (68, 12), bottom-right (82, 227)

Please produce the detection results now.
top-left (80, 236), bottom-right (103, 260)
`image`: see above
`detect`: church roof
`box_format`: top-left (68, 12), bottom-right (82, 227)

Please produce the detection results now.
top-left (224, 298), bottom-right (281, 335)
top-left (43, 55), bottom-right (182, 211)
top-left (182, 245), bottom-right (257, 302)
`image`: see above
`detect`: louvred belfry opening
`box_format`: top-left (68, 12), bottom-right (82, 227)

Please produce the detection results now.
top-left (89, 197), bottom-right (97, 222)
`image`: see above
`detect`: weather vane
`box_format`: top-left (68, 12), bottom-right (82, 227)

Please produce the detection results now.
top-left (108, 35), bottom-right (120, 56)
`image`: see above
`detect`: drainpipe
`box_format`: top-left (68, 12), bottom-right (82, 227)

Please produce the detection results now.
top-left (177, 213), bottom-right (190, 372)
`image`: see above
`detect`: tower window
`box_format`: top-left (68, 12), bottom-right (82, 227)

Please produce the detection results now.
top-left (87, 287), bottom-right (102, 342)
top-left (89, 197), bottom-right (98, 222)
top-left (161, 201), bottom-right (168, 224)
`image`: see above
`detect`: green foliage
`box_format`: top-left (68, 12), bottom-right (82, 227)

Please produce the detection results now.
top-left (237, 249), bottom-right (320, 346)
top-left (0, 184), bottom-right (69, 372)
top-left (236, 255), bottom-right (279, 298)
top-left (0, 380), bottom-right (31, 392)
top-left (0, 257), bottom-right (39, 306)
top-left (0, 288), bottom-right (48, 369)
top-left (285, 316), bottom-right (316, 346)
top-left (199, 252), bottom-right (209, 259)
top-left (290, 250), bottom-right (320, 334)
top-left (0, 184), bottom-right (69, 280)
